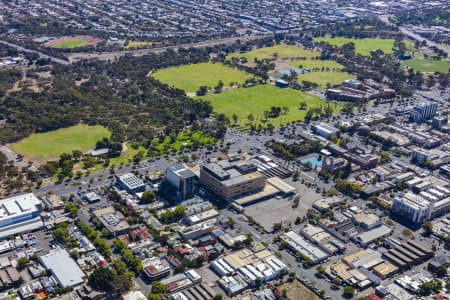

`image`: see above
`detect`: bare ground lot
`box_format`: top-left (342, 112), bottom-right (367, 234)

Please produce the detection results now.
top-left (280, 279), bottom-right (319, 300)
top-left (244, 181), bottom-right (321, 231)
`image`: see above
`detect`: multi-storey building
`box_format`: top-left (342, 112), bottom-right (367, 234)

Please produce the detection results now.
top-left (200, 160), bottom-right (265, 201)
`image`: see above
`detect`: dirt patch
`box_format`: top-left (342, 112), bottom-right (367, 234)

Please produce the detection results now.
top-left (280, 279), bottom-right (319, 300)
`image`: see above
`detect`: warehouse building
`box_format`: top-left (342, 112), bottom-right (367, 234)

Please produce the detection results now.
top-left (280, 231), bottom-right (328, 264)
top-left (0, 193), bottom-right (43, 239)
top-left (39, 249), bottom-right (85, 288)
top-left (383, 240), bottom-right (433, 270)
top-left (352, 225), bottom-right (391, 247)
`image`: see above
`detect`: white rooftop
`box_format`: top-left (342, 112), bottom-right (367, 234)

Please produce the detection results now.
top-left (40, 249), bottom-right (85, 288)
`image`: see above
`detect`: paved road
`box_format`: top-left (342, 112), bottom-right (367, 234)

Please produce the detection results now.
top-left (0, 40), bottom-right (70, 65)
top-left (378, 15), bottom-right (450, 57)
top-left (67, 34), bottom-right (272, 62)
top-left (0, 145), bottom-right (37, 171)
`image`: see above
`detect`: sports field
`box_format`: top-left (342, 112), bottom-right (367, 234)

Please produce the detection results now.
top-left (124, 41), bottom-right (153, 49)
top-left (227, 45), bottom-right (320, 62)
top-left (52, 39), bottom-right (89, 49)
top-left (152, 62), bottom-right (254, 93)
top-left (401, 58), bottom-right (450, 73)
top-left (10, 124), bottom-right (111, 161)
top-left (298, 71), bottom-right (356, 88)
top-left (44, 36), bottom-right (100, 49)
top-left (199, 85), bottom-right (339, 127)
top-left (290, 59), bottom-right (345, 70)
top-left (314, 37), bottom-right (413, 56)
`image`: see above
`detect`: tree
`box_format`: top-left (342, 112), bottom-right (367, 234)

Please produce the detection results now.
top-left (402, 228), bottom-right (412, 237)
top-left (213, 294), bottom-right (223, 300)
top-left (112, 274), bottom-right (132, 292)
top-left (293, 169), bottom-right (300, 181)
top-left (65, 203), bottom-right (78, 218)
top-left (436, 264), bottom-right (448, 277)
top-left (422, 221), bottom-right (433, 236)
top-left (196, 85), bottom-right (208, 96)
top-left (247, 113), bottom-right (255, 122)
top-left (316, 265), bottom-right (326, 275)
top-left (343, 286), bottom-right (355, 298)
top-left (17, 257), bottom-right (29, 270)
top-left (151, 281), bottom-right (167, 295)
top-left (88, 268), bottom-right (114, 292)
top-left (148, 295), bottom-right (161, 300)
top-left (272, 222), bottom-right (282, 232)
top-left (254, 276), bottom-right (263, 287)
top-left (232, 113), bottom-right (238, 124)
top-left (379, 151), bottom-right (392, 163)
top-left (332, 277), bottom-right (342, 286)
top-left (140, 191), bottom-right (156, 205)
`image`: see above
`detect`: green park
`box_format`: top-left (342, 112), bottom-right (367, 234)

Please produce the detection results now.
top-left (152, 62), bottom-right (254, 93)
top-left (9, 124), bottom-right (111, 162)
top-left (314, 37), bottom-right (413, 56)
top-left (199, 84), bottom-right (340, 128)
top-left (227, 44), bottom-right (320, 62)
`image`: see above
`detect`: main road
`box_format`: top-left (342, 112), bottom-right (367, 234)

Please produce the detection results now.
top-left (0, 40), bottom-right (70, 65)
top-left (378, 15), bottom-right (450, 57)
top-left (67, 34), bottom-right (272, 62)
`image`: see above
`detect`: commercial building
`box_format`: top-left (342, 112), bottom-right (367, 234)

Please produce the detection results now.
top-left (383, 240), bottom-right (433, 270)
top-left (409, 101), bottom-right (438, 122)
top-left (39, 249), bottom-right (85, 288)
top-left (392, 192), bottom-right (432, 224)
top-left (312, 123), bottom-right (339, 139)
top-left (165, 163), bottom-right (197, 201)
top-left (93, 206), bottom-right (130, 236)
top-left (300, 224), bottom-right (346, 254)
top-left (0, 193), bottom-right (43, 239)
top-left (280, 231), bottom-right (328, 264)
top-left (411, 148), bottom-right (450, 167)
top-left (200, 159), bottom-right (265, 201)
top-left (432, 115), bottom-right (448, 129)
top-left (210, 249), bottom-right (286, 289)
top-left (352, 225), bottom-right (391, 247)
top-left (352, 212), bottom-right (382, 230)
top-left (117, 173), bottom-right (146, 193)
top-left (142, 257), bottom-right (171, 281)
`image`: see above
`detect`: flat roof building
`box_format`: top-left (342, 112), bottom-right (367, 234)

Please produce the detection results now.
top-left (39, 249), bottom-right (85, 288)
top-left (352, 225), bottom-right (391, 247)
top-left (312, 123), bottom-right (339, 139)
top-left (280, 231), bottom-right (328, 264)
top-left (0, 193), bottom-right (43, 239)
top-left (117, 173), bottom-right (146, 193)
top-left (142, 257), bottom-right (171, 281)
top-left (93, 206), bottom-right (130, 237)
top-left (200, 159), bottom-right (266, 201)
top-left (165, 163), bottom-right (197, 201)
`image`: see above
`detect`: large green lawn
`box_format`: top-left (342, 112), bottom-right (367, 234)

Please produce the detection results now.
top-left (401, 58), bottom-right (450, 73)
top-left (52, 39), bottom-right (90, 49)
top-left (298, 71), bottom-right (356, 88)
top-left (227, 45), bottom-right (320, 62)
top-left (199, 85), bottom-right (340, 127)
top-left (10, 124), bottom-right (111, 161)
top-left (314, 37), bottom-right (413, 56)
top-left (290, 59), bottom-right (345, 70)
top-left (152, 62), bottom-right (254, 93)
